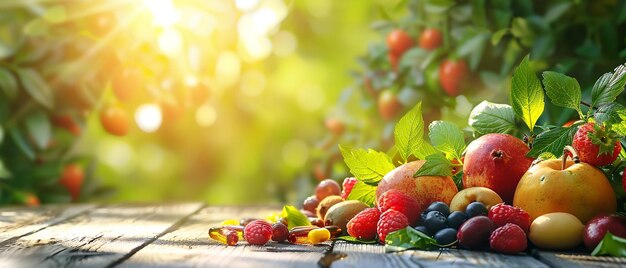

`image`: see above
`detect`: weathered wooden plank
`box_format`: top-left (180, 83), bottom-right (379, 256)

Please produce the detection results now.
top-left (0, 204), bottom-right (95, 244)
top-left (533, 250), bottom-right (626, 268)
top-left (331, 241), bottom-right (549, 268)
top-left (0, 203), bottom-right (203, 268)
top-left (120, 206), bottom-right (330, 268)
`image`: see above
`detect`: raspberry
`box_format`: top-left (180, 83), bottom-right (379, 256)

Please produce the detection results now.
top-left (489, 223), bottom-right (527, 254)
top-left (378, 189), bottom-right (420, 226)
top-left (341, 177), bottom-right (358, 199)
top-left (347, 208), bottom-right (381, 240)
top-left (377, 209), bottom-right (409, 244)
top-left (488, 203), bottom-right (530, 232)
top-left (243, 220), bottom-right (272, 245)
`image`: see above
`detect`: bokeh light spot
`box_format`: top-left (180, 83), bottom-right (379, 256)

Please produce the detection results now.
top-left (144, 0), bottom-right (179, 27)
top-left (158, 28), bottom-right (183, 56)
top-left (240, 70), bottom-right (266, 97)
top-left (282, 139), bottom-right (308, 168)
top-left (135, 104), bottom-right (162, 133)
top-left (138, 143), bottom-right (165, 173)
top-left (196, 104), bottom-right (218, 127)
top-left (235, 0), bottom-right (260, 12)
top-left (98, 140), bottom-right (134, 172)
top-left (273, 31), bottom-right (297, 56)
top-left (215, 51), bottom-right (241, 88)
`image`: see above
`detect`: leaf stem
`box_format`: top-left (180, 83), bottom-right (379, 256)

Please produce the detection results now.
top-left (580, 101), bottom-right (592, 108)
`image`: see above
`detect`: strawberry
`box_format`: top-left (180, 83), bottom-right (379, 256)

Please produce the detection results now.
top-left (347, 208), bottom-right (381, 240)
top-left (377, 209), bottom-right (409, 244)
top-left (377, 189), bottom-right (421, 226)
top-left (489, 223), bottom-right (527, 254)
top-left (572, 122), bottom-right (621, 166)
top-left (488, 203), bottom-right (531, 232)
top-left (341, 177), bottom-right (358, 199)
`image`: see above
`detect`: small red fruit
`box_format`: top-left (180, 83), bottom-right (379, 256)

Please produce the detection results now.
top-left (271, 222), bottom-right (289, 242)
top-left (457, 216), bottom-right (496, 249)
top-left (488, 203), bottom-right (530, 232)
top-left (325, 118), bottom-right (346, 136)
top-left (386, 29), bottom-right (414, 57)
top-left (377, 189), bottom-right (420, 226)
top-left (439, 59), bottom-right (468, 97)
top-left (315, 179), bottom-right (341, 201)
top-left (100, 105), bottom-right (130, 136)
top-left (572, 122), bottom-right (621, 167)
top-left (341, 177), bottom-right (357, 199)
top-left (24, 193), bottom-right (40, 207)
top-left (378, 89), bottom-right (402, 121)
top-left (303, 195), bottom-right (320, 214)
top-left (463, 133), bottom-right (533, 204)
top-left (243, 220), bottom-right (272, 245)
top-left (347, 208), bottom-right (381, 240)
top-left (377, 209), bottom-right (409, 243)
top-left (489, 223), bottom-right (527, 254)
top-left (419, 28), bottom-right (443, 50)
top-left (112, 68), bottom-right (143, 102)
top-left (51, 114), bottom-right (81, 136)
top-left (583, 214), bottom-right (626, 250)
top-left (59, 164), bottom-right (84, 201)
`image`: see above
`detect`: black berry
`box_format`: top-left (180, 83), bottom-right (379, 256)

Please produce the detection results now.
top-left (427, 202), bottom-right (450, 217)
top-left (424, 211), bottom-right (447, 234)
top-left (447, 211), bottom-right (468, 229)
top-left (465, 202), bottom-right (488, 218)
top-left (434, 228), bottom-right (457, 245)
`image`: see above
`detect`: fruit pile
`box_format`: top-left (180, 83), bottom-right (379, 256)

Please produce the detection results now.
top-left (209, 56), bottom-right (626, 257)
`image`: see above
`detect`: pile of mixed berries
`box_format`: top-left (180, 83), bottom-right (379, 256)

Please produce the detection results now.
top-left (208, 177), bottom-right (532, 255)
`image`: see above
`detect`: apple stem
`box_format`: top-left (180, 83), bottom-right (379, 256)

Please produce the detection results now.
top-left (562, 145), bottom-right (580, 170)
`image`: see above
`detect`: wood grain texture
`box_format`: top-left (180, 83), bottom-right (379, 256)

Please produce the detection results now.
top-left (0, 204), bottom-right (95, 244)
top-left (331, 241), bottom-right (549, 268)
top-left (120, 206), bottom-right (329, 268)
top-left (533, 251), bottom-right (626, 268)
top-left (0, 203), bottom-right (203, 268)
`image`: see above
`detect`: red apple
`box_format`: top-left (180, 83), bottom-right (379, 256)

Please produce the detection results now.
top-left (463, 133), bottom-right (533, 204)
top-left (376, 161), bottom-right (458, 215)
top-left (583, 214), bottom-right (626, 250)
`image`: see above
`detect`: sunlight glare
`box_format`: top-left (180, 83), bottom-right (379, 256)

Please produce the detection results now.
top-left (135, 104), bottom-right (162, 133)
top-left (158, 28), bottom-right (183, 56)
top-left (144, 0), bottom-right (180, 27)
top-left (240, 70), bottom-right (266, 97)
top-left (196, 104), bottom-right (218, 127)
top-left (215, 51), bottom-right (241, 88)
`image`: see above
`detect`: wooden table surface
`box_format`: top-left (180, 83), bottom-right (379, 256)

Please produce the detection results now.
top-left (0, 203), bottom-right (624, 267)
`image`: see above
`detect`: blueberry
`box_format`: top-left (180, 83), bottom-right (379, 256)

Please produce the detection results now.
top-left (424, 211), bottom-right (447, 234)
top-left (414, 225), bottom-right (431, 236)
top-left (418, 210), bottom-right (429, 225)
top-left (427, 202), bottom-right (450, 217)
top-left (465, 202), bottom-right (488, 218)
top-left (447, 211), bottom-right (468, 229)
top-left (434, 228), bottom-right (458, 246)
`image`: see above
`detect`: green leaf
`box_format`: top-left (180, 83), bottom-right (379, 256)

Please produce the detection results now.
top-left (347, 181), bottom-right (376, 207)
top-left (9, 128), bottom-right (35, 160)
top-left (595, 103), bottom-right (626, 136)
top-left (542, 71), bottom-right (582, 117)
top-left (591, 64), bottom-right (626, 108)
top-left (339, 145), bottom-right (395, 185)
top-left (469, 101), bottom-right (516, 134)
top-left (15, 68), bottom-right (54, 109)
top-left (0, 159), bottom-right (11, 179)
top-left (527, 127), bottom-right (576, 158)
top-left (281, 205), bottom-right (311, 230)
top-left (424, 0), bottom-right (455, 13)
top-left (335, 236), bottom-right (377, 244)
top-left (592, 232), bottom-right (626, 257)
top-left (491, 29), bottom-right (508, 45)
top-left (385, 227), bottom-right (439, 252)
top-left (0, 68), bottom-right (18, 100)
top-left (394, 102), bottom-right (424, 162)
top-left (23, 19), bottom-right (48, 37)
top-left (428, 121), bottom-right (465, 160)
top-left (544, 2), bottom-right (571, 24)
top-left (511, 55), bottom-right (544, 133)
top-left (25, 110), bottom-right (51, 150)
top-left (414, 153), bottom-right (452, 177)
top-left (413, 141), bottom-right (437, 160)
